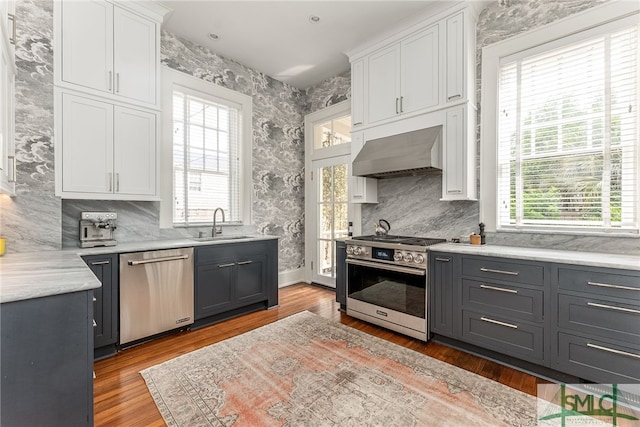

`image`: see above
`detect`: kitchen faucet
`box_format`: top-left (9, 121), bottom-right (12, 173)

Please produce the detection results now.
top-left (212, 207), bottom-right (225, 237)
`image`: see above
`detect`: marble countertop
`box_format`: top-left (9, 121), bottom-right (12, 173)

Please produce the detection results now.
top-left (0, 235), bottom-right (278, 304)
top-left (430, 243), bottom-right (640, 271)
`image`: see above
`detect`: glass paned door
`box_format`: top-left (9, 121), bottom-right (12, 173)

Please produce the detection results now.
top-left (313, 156), bottom-right (349, 287)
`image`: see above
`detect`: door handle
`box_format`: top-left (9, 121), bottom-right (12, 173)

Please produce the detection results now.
top-left (218, 263), bottom-right (235, 268)
top-left (128, 254), bottom-right (189, 266)
top-left (480, 284), bottom-right (518, 294)
top-left (237, 260), bottom-right (253, 265)
top-left (480, 267), bottom-right (519, 276)
top-left (480, 316), bottom-right (518, 329)
top-left (91, 260), bottom-right (110, 266)
top-left (8, 14), bottom-right (16, 45)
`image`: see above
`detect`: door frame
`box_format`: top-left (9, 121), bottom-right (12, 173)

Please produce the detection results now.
top-left (304, 100), bottom-right (362, 286)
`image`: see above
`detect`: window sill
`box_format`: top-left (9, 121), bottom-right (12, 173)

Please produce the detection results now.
top-left (496, 227), bottom-right (640, 239)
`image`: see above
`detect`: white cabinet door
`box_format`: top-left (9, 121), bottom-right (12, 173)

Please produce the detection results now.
top-left (351, 59), bottom-right (365, 128)
top-left (0, 11), bottom-right (15, 196)
top-left (349, 132), bottom-right (377, 203)
top-left (60, 0), bottom-right (113, 94)
top-left (113, 7), bottom-right (156, 105)
top-left (445, 12), bottom-right (465, 104)
top-left (61, 93), bottom-right (114, 194)
top-left (401, 24), bottom-right (439, 114)
top-left (113, 106), bottom-right (156, 196)
top-left (367, 44), bottom-right (400, 124)
top-left (442, 104), bottom-right (476, 200)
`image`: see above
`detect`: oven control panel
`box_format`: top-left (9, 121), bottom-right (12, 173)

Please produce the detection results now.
top-left (346, 244), bottom-right (427, 269)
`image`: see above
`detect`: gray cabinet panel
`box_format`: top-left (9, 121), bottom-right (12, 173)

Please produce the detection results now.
top-left (461, 310), bottom-right (545, 364)
top-left (236, 254), bottom-right (267, 304)
top-left (557, 332), bottom-right (640, 383)
top-left (462, 256), bottom-right (545, 286)
top-left (83, 254), bottom-right (118, 350)
top-left (430, 252), bottom-right (456, 337)
top-left (558, 267), bottom-right (640, 300)
top-left (336, 240), bottom-right (347, 307)
top-left (1, 291), bottom-right (93, 426)
top-left (558, 294), bottom-right (640, 346)
top-left (196, 261), bottom-right (234, 318)
top-left (462, 278), bottom-right (544, 322)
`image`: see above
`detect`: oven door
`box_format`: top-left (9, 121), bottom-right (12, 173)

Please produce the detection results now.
top-left (346, 258), bottom-right (428, 339)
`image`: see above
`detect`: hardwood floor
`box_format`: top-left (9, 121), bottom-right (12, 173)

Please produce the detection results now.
top-left (94, 283), bottom-right (545, 426)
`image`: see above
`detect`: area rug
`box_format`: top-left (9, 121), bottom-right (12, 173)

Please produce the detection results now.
top-left (140, 311), bottom-right (536, 426)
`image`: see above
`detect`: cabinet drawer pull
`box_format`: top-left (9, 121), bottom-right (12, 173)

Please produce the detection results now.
top-left (395, 97), bottom-right (399, 114)
top-left (218, 263), bottom-right (235, 268)
top-left (435, 257), bottom-right (451, 262)
top-left (399, 96), bottom-right (404, 113)
top-left (480, 284), bottom-right (518, 294)
top-left (237, 260), bottom-right (253, 265)
top-left (116, 72), bottom-right (120, 93)
top-left (587, 343), bottom-right (640, 360)
top-left (108, 70), bottom-right (112, 91)
top-left (8, 13), bottom-right (16, 45)
top-left (108, 172), bottom-right (113, 192)
top-left (480, 316), bottom-right (518, 329)
top-left (353, 122), bottom-right (363, 126)
top-left (93, 319), bottom-right (97, 328)
top-left (587, 302), bottom-right (640, 315)
top-left (588, 281), bottom-right (639, 292)
top-left (116, 173), bottom-right (120, 192)
top-left (91, 260), bottom-right (110, 266)
top-left (448, 94), bottom-right (462, 101)
top-left (480, 267), bottom-right (519, 276)
top-left (8, 155), bottom-right (16, 183)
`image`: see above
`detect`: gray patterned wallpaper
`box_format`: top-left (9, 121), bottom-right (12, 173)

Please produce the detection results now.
top-left (1, 0), bottom-right (351, 272)
top-left (2, 0), bottom-right (637, 262)
top-left (364, 0), bottom-right (638, 255)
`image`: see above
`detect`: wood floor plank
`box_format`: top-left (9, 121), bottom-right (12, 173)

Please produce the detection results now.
top-left (94, 283), bottom-right (544, 426)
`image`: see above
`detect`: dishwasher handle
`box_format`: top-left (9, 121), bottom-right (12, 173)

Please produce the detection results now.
top-left (128, 254), bottom-right (190, 266)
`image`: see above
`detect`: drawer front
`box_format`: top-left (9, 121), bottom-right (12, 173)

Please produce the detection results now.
top-left (462, 256), bottom-right (545, 286)
top-left (558, 267), bottom-right (640, 301)
top-left (557, 332), bottom-right (640, 383)
top-left (462, 279), bottom-right (544, 322)
top-left (558, 294), bottom-right (640, 345)
top-left (461, 310), bottom-right (544, 363)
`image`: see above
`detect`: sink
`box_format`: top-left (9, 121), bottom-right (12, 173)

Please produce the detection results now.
top-left (190, 235), bottom-right (252, 242)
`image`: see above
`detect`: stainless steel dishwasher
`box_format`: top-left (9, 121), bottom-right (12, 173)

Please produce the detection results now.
top-left (119, 247), bottom-right (194, 345)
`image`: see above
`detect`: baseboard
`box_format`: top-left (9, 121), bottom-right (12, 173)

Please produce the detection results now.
top-left (278, 267), bottom-right (305, 288)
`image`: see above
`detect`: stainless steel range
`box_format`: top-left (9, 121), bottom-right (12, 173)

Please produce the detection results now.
top-left (346, 235), bottom-right (446, 341)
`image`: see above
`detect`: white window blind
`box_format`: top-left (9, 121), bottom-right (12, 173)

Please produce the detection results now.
top-left (173, 89), bottom-right (241, 226)
top-left (497, 21), bottom-right (638, 234)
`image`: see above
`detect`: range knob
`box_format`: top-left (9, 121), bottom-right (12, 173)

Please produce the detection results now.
top-left (393, 252), bottom-right (403, 261)
top-left (346, 246), bottom-right (354, 255)
top-left (353, 246), bottom-right (363, 256)
top-left (414, 254), bottom-right (425, 264)
top-left (403, 253), bottom-right (414, 263)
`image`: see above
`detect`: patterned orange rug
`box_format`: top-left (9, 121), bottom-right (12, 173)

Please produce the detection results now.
top-left (140, 311), bottom-right (536, 426)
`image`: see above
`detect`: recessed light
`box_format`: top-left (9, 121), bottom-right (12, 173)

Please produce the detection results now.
top-left (309, 15), bottom-right (320, 24)
top-left (207, 32), bottom-right (220, 41)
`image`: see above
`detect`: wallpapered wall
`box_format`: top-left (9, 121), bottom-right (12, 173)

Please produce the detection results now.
top-left (363, 0), bottom-right (638, 255)
top-left (1, 0), bottom-right (637, 264)
top-left (1, 0), bottom-right (351, 272)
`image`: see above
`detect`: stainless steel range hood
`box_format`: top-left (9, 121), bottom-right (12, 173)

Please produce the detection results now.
top-left (352, 126), bottom-right (442, 178)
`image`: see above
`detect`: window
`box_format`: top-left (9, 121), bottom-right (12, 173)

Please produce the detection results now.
top-left (481, 5), bottom-right (639, 235)
top-left (160, 68), bottom-right (252, 228)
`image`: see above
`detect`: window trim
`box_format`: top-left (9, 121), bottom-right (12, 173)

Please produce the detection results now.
top-left (160, 66), bottom-right (253, 228)
top-left (480, 0), bottom-right (640, 236)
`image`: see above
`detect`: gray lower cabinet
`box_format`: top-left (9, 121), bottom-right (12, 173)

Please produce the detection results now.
top-left (429, 252), bottom-right (456, 337)
top-left (429, 250), bottom-right (640, 383)
top-left (336, 240), bottom-right (347, 309)
top-left (82, 253), bottom-right (119, 358)
top-left (195, 240), bottom-right (278, 321)
top-left (553, 265), bottom-right (640, 383)
top-left (1, 291), bottom-right (94, 426)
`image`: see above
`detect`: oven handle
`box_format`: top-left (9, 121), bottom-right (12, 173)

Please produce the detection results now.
top-left (346, 258), bottom-right (426, 276)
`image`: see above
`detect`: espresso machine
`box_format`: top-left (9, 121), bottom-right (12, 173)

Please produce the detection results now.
top-left (78, 212), bottom-right (118, 248)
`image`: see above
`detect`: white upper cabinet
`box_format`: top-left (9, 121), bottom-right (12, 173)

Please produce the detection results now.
top-left (351, 59), bottom-right (365, 128)
top-left (0, 0), bottom-right (16, 196)
top-left (349, 131), bottom-right (377, 203)
top-left (56, 90), bottom-right (158, 200)
top-left (401, 25), bottom-right (439, 114)
top-left (367, 44), bottom-right (401, 124)
top-left (56, 0), bottom-right (162, 108)
top-left (366, 25), bottom-right (439, 125)
top-left (442, 103), bottom-right (476, 201)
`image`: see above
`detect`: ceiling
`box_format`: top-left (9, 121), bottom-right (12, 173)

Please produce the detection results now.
top-left (159, 1), bottom-right (460, 89)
